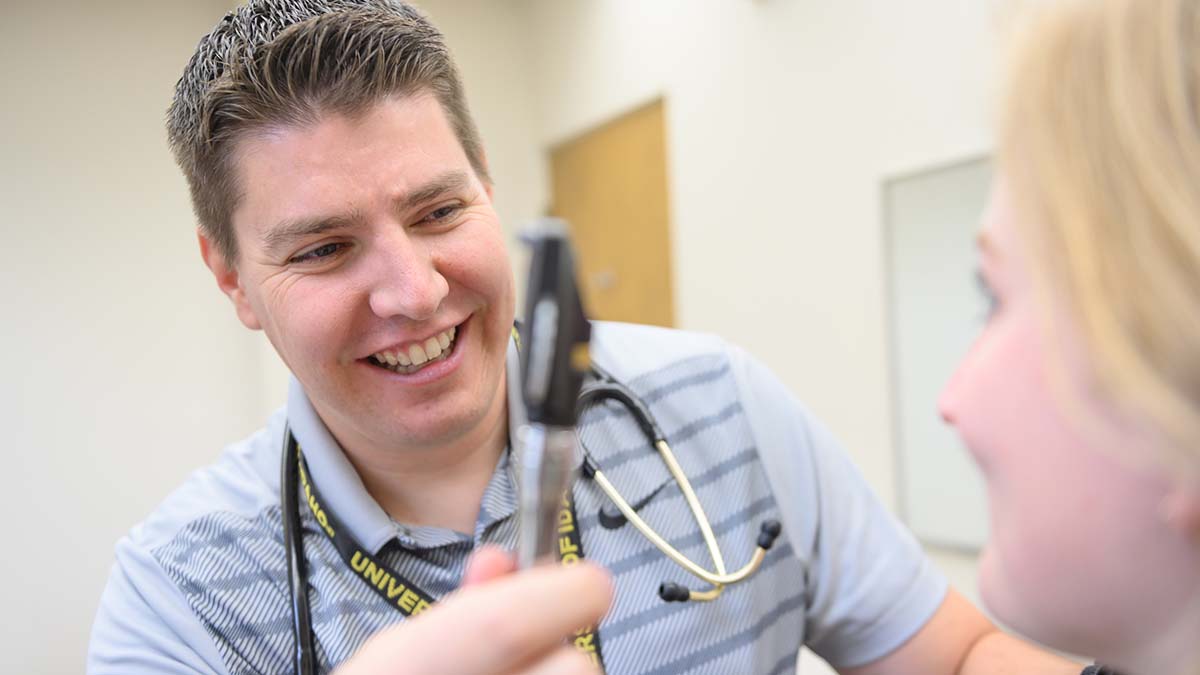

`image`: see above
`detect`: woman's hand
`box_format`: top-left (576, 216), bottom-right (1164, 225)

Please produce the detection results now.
top-left (334, 547), bottom-right (613, 674)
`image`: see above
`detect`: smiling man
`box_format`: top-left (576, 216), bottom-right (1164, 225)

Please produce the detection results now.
top-left (89, 2), bottom-right (1085, 674)
top-left (207, 95), bottom-right (516, 532)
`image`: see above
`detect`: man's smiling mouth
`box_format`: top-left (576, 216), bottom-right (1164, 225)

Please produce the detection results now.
top-left (367, 325), bottom-right (458, 374)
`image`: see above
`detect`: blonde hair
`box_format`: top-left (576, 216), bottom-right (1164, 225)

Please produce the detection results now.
top-left (1000, 0), bottom-right (1200, 478)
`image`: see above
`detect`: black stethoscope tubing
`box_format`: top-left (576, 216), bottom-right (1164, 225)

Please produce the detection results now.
top-left (282, 434), bottom-right (317, 675)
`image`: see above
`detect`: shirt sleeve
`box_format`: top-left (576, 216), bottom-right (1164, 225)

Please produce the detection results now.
top-left (87, 535), bottom-right (229, 675)
top-left (728, 345), bottom-right (948, 669)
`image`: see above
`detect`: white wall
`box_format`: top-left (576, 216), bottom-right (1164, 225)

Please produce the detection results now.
top-left (0, 2), bottom-right (266, 671)
top-left (516, 0), bottom-right (1000, 513)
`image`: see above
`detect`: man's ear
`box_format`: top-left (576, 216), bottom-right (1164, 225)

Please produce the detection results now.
top-left (198, 230), bottom-right (262, 331)
top-left (1161, 482), bottom-right (1200, 542)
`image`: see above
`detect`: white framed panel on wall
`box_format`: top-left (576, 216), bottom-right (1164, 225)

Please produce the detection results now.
top-left (884, 156), bottom-right (993, 550)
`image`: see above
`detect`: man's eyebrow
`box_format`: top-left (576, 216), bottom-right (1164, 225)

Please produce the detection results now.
top-left (259, 172), bottom-right (474, 257)
top-left (399, 170), bottom-right (473, 212)
top-left (261, 212), bottom-right (361, 258)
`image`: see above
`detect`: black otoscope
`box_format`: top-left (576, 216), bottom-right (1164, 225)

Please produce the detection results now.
top-left (516, 219), bottom-right (592, 568)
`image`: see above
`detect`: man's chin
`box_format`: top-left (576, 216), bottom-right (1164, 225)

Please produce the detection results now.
top-left (383, 423), bottom-right (470, 449)
top-left (371, 403), bottom-right (496, 451)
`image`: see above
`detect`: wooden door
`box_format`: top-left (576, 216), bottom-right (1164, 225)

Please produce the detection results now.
top-left (549, 99), bottom-right (675, 327)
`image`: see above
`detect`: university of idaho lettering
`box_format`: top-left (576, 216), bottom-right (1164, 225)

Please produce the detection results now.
top-left (558, 493), bottom-right (599, 663)
top-left (557, 495), bottom-right (580, 565)
top-left (350, 551), bottom-right (430, 616)
top-left (574, 628), bottom-right (600, 665)
top-left (297, 458), bottom-right (335, 538)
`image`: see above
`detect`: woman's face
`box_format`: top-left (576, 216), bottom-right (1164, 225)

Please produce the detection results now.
top-left (938, 176), bottom-right (1200, 664)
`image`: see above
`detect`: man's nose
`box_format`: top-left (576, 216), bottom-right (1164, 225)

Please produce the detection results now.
top-left (366, 230), bottom-right (449, 321)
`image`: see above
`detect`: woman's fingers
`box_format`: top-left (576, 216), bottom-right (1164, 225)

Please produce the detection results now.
top-left (335, 560), bottom-right (613, 675)
top-left (462, 546), bottom-right (516, 586)
top-left (510, 645), bottom-right (601, 675)
top-left (408, 562), bottom-right (612, 675)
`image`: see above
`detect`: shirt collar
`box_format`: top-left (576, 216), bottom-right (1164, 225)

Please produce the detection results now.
top-left (287, 377), bottom-right (397, 553)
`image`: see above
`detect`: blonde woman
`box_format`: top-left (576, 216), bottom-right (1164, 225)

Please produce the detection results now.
top-left (939, 0), bottom-right (1200, 673)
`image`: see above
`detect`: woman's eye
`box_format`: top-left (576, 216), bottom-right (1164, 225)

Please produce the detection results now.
top-left (975, 270), bottom-right (1000, 319)
top-left (290, 242), bottom-right (345, 264)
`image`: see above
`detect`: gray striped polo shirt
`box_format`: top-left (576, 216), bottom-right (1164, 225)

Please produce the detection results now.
top-left (88, 322), bottom-right (946, 674)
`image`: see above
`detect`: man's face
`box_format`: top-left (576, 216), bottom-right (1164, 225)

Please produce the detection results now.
top-left (208, 94), bottom-right (515, 455)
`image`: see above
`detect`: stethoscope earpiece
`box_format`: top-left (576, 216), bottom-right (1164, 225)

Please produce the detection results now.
top-left (654, 519), bottom-right (785, 604)
top-left (757, 520), bottom-right (783, 550)
top-left (658, 581), bottom-right (691, 603)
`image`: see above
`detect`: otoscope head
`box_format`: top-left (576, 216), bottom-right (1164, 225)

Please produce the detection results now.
top-left (520, 219), bottom-right (592, 427)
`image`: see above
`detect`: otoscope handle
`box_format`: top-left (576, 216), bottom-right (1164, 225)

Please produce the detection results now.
top-left (516, 425), bottom-right (576, 568)
top-left (516, 219), bottom-right (592, 569)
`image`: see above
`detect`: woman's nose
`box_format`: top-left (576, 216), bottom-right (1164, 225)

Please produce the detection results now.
top-left (938, 364), bottom-right (965, 426)
top-left (366, 231), bottom-right (449, 321)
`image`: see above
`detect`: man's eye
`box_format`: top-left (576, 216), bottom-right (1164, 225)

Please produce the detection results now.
top-left (289, 242), bottom-right (345, 264)
top-left (423, 204), bottom-right (461, 223)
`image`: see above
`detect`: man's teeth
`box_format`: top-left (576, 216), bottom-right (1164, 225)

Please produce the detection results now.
top-left (371, 326), bottom-right (457, 372)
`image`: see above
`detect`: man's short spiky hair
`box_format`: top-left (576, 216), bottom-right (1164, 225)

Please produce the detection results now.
top-left (167, 0), bottom-right (488, 262)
